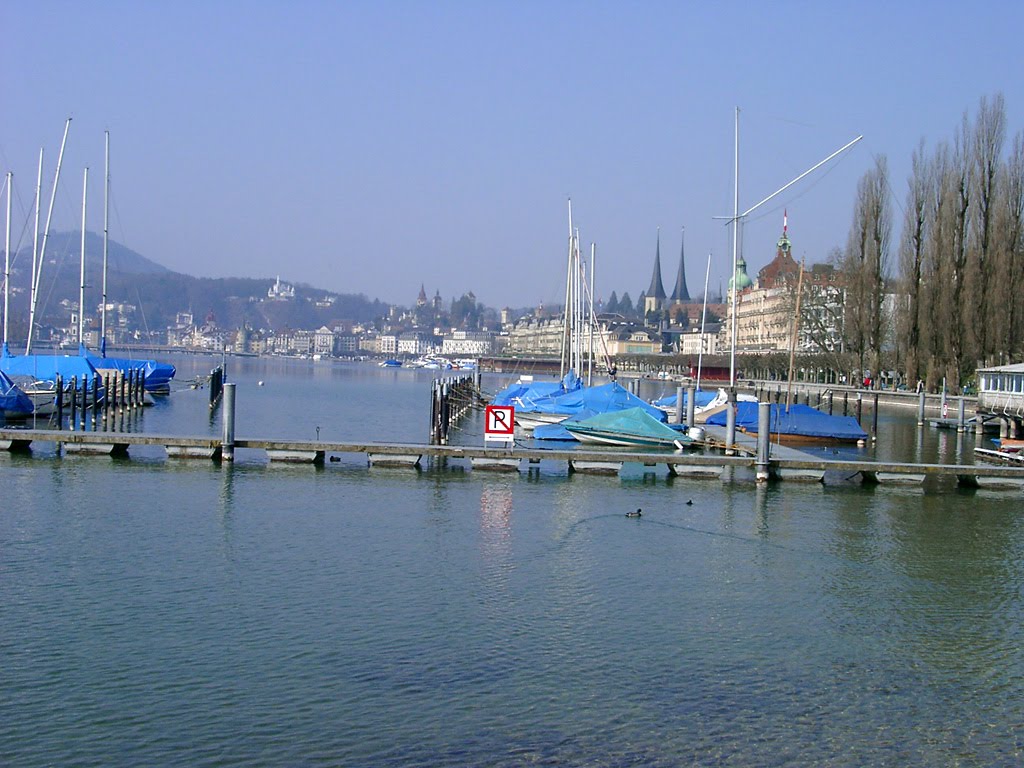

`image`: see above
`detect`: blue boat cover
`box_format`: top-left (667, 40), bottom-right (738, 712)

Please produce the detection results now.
top-left (491, 369), bottom-right (583, 409)
top-left (705, 402), bottom-right (868, 440)
top-left (652, 388), bottom-right (719, 409)
top-left (80, 345), bottom-right (176, 390)
top-left (1, 350), bottom-right (101, 389)
top-left (563, 407), bottom-right (692, 444)
top-left (532, 422), bottom-right (580, 441)
top-left (525, 381), bottom-right (666, 421)
top-left (0, 370), bottom-right (33, 415)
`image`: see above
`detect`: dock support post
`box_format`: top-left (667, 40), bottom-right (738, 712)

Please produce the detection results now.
top-left (686, 384), bottom-right (696, 428)
top-left (56, 374), bottom-right (64, 429)
top-left (672, 386), bottom-right (683, 425)
top-left (856, 392), bottom-right (862, 425)
top-left (917, 390), bottom-right (926, 426)
top-left (80, 375), bottom-right (87, 430)
top-left (92, 374), bottom-right (99, 430)
top-left (69, 376), bottom-right (78, 431)
top-left (872, 392), bottom-right (879, 442)
top-left (222, 382), bottom-right (236, 462)
top-left (843, 391), bottom-right (848, 416)
top-left (957, 396), bottom-right (966, 434)
top-left (827, 389), bottom-right (834, 416)
top-left (725, 388), bottom-right (737, 456)
top-left (755, 401), bottom-right (770, 483)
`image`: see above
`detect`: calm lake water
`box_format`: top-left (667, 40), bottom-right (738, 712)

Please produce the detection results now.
top-left (2, 356), bottom-right (1022, 766)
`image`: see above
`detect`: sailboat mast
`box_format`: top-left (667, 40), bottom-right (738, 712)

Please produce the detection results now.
top-left (28, 117), bottom-right (71, 355)
top-left (574, 230), bottom-right (582, 375)
top-left (560, 199), bottom-right (573, 378)
top-left (729, 106), bottom-right (739, 388)
top-left (587, 242), bottom-right (595, 386)
top-left (28, 149), bottom-right (42, 354)
top-left (696, 252), bottom-right (711, 390)
top-left (79, 167), bottom-right (88, 346)
top-left (3, 172), bottom-right (11, 350)
top-left (101, 130), bottom-right (109, 348)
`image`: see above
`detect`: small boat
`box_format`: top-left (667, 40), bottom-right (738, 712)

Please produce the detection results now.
top-left (379, 359), bottom-right (402, 368)
top-left (509, 380), bottom-right (665, 432)
top-left (0, 370), bottom-right (34, 419)
top-left (562, 407), bottom-right (694, 449)
top-left (705, 402), bottom-right (868, 445)
top-left (652, 387), bottom-right (758, 423)
top-left (993, 437), bottom-right (1024, 453)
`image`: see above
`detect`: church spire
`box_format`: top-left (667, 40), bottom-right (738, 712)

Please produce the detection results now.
top-left (670, 227), bottom-right (690, 302)
top-left (646, 228), bottom-right (667, 301)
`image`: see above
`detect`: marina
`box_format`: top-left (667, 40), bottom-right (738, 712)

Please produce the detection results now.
top-left (3, 355), bottom-right (1024, 766)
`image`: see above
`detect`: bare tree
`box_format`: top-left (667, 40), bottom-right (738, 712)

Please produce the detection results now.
top-left (997, 131), bottom-right (1024, 360)
top-left (967, 94), bottom-right (1006, 364)
top-left (843, 155), bottom-right (891, 381)
top-left (898, 141), bottom-right (930, 386)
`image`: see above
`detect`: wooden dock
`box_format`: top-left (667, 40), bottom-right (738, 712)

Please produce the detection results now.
top-left (3, 427), bottom-right (1024, 490)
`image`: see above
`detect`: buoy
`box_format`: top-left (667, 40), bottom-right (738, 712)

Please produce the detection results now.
top-left (258, 381), bottom-right (265, 387)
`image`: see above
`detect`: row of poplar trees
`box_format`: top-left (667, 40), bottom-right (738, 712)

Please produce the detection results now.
top-left (841, 93), bottom-right (1023, 393)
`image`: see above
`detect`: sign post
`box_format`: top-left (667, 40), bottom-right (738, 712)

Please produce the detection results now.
top-left (484, 405), bottom-right (515, 446)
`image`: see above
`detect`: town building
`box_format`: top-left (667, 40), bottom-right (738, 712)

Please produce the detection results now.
top-left (721, 215), bottom-right (844, 354)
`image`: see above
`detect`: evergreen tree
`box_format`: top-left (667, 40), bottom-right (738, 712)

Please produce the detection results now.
top-left (619, 292), bottom-right (634, 316)
top-left (605, 291), bottom-right (619, 314)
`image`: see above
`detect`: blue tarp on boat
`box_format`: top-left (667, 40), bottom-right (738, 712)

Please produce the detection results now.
top-left (491, 370), bottom-right (582, 409)
top-left (80, 345), bottom-right (176, 392)
top-left (652, 388), bottom-right (719, 409)
top-left (1, 350), bottom-right (101, 389)
top-left (0, 370), bottom-right (33, 416)
top-left (562, 406), bottom-right (692, 447)
top-left (705, 402), bottom-right (868, 441)
top-left (528, 381), bottom-right (666, 421)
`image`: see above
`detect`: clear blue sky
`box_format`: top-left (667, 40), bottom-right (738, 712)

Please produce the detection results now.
top-left (3, 1), bottom-right (1022, 309)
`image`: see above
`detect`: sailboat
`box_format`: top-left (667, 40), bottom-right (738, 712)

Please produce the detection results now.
top-left (1, 172), bottom-right (34, 419)
top-left (79, 131), bottom-right (176, 394)
top-left (1, 126), bottom-right (106, 416)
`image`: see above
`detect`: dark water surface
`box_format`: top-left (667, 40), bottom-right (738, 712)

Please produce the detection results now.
top-left (2, 357), bottom-right (1022, 766)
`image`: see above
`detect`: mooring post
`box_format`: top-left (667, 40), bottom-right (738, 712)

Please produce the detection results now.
top-left (80, 374), bottom-right (88, 429)
top-left (843, 391), bottom-right (848, 416)
top-left (872, 392), bottom-right (879, 442)
top-left (686, 384), bottom-right (696, 428)
top-left (440, 380), bottom-right (451, 444)
top-left (222, 382), bottom-right (236, 462)
top-left (828, 390), bottom-right (834, 416)
top-left (472, 363), bottom-right (481, 402)
top-left (725, 388), bottom-right (737, 457)
top-left (69, 376), bottom-right (78, 431)
top-left (957, 396), bottom-right (966, 434)
top-left (917, 390), bottom-right (926, 426)
top-left (856, 392), bottom-right (863, 425)
top-left (55, 375), bottom-right (64, 429)
top-left (91, 374), bottom-right (99, 429)
top-left (673, 386), bottom-right (684, 425)
top-left (755, 401), bottom-right (770, 483)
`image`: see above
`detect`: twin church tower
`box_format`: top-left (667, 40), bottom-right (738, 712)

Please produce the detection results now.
top-left (642, 229), bottom-right (691, 316)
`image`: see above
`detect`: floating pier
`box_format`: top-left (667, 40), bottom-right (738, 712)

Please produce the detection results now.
top-left (3, 426), bottom-right (1023, 490)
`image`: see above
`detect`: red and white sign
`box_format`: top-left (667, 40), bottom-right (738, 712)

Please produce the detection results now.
top-left (484, 405), bottom-right (515, 443)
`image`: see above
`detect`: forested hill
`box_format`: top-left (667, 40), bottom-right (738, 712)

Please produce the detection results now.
top-left (4, 230), bottom-right (389, 332)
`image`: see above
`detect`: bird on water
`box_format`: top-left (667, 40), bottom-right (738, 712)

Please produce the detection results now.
top-left (626, 508), bottom-right (642, 518)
